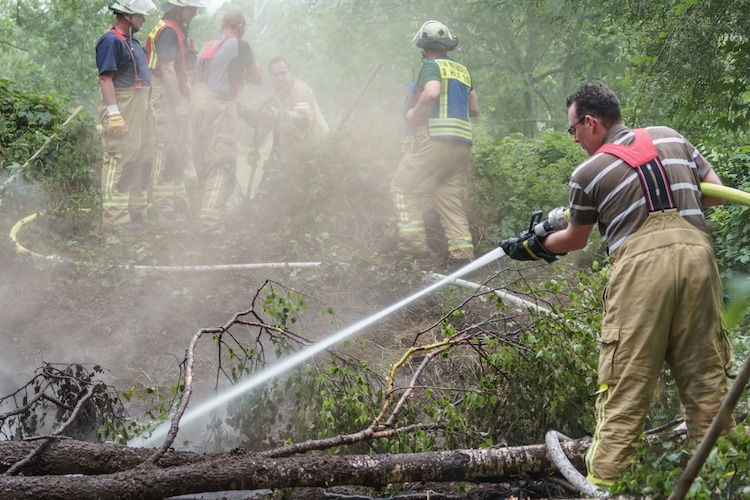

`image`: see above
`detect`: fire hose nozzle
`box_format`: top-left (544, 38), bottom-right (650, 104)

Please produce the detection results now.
top-left (533, 206), bottom-right (570, 238)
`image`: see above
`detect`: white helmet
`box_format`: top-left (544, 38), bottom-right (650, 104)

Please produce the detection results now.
top-left (411, 20), bottom-right (459, 51)
top-left (163, 0), bottom-right (204, 8)
top-left (108, 0), bottom-right (157, 15)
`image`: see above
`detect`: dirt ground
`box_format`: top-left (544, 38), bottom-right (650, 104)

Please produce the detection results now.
top-left (0, 222), bottom-right (382, 426)
top-left (0, 207), bottom-right (574, 499)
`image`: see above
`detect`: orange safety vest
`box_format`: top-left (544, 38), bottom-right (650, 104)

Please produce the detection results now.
top-left (145, 19), bottom-right (196, 96)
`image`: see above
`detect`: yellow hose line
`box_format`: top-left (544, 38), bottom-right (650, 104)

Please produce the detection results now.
top-left (9, 211), bottom-right (51, 259)
top-left (10, 209), bottom-right (91, 260)
top-left (701, 182), bottom-right (750, 207)
top-left (8, 184), bottom-right (750, 261)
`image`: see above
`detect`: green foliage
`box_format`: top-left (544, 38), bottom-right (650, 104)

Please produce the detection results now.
top-left (612, 0), bottom-right (750, 139)
top-left (3, 0), bottom-right (750, 144)
top-left (611, 424), bottom-right (750, 498)
top-left (216, 280), bottom-right (389, 454)
top-left (234, 0), bottom-right (627, 139)
top-left (457, 0), bottom-right (624, 138)
top-left (471, 269), bottom-right (603, 443)
top-left (0, 0), bottom-right (110, 109)
top-left (280, 354), bottom-right (387, 454)
top-left (216, 282), bottom-right (337, 450)
top-left (703, 144), bottom-right (750, 279)
top-left (213, 266), bottom-right (609, 453)
top-left (0, 78), bottom-right (99, 217)
top-left (469, 130), bottom-right (586, 251)
top-left (0, 78), bottom-right (66, 164)
top-left (225, 380), bottom-right (285, 451)
top-left (119, 378), bottom-right (183, 445)
top-left (1, 4), bottom-right (750, 494)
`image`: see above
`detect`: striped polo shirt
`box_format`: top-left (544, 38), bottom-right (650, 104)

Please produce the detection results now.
top-left (568, 124), bottom-right (712, 255)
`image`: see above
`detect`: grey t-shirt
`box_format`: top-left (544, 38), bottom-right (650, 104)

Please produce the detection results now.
top-left (193, 35), bottom-right (255, 97)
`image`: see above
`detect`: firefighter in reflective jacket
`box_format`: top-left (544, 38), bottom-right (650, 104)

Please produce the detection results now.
top-left (388, 20), bottom-right (479, 272)
top-left (145, 0), bottom-right (202, 219)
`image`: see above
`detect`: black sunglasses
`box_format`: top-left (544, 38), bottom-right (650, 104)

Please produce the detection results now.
top-left (567, 116), bottom-right (585, 135)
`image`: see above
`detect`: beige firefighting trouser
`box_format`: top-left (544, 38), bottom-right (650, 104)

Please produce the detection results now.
top-left (585, 210), bottom-right (733, 485)
top-left (190, 83), bottom-right (238, 234)
top-left (390, 128), bottom-right (474, 260)
top-left (150, 76), bottom-right (189, 216)
top-left (99, 87), bottom-right (150, 226)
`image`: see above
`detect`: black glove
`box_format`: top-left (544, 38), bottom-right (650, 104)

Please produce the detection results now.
top-left (499, 232), bottom-right (562, 263)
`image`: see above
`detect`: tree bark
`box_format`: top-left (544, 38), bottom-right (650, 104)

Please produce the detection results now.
top-left (0, 438), bottom-right (590, 499)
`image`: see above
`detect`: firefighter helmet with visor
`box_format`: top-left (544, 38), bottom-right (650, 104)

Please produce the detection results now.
top-left (411, 20), bottom-right (459, 51)
top-left (108, 0), bottom-right (157, 15)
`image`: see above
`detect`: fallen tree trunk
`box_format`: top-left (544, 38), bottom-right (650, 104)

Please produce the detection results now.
top-left (0, 439), bottom-right (219, 475)
top-left (0, 437), bottom-right (590, 499)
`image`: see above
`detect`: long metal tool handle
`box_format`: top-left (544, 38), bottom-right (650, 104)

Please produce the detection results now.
top-left (19, 105), bottom-right (84, 174)
top-left (335, 61), bottom-right (382, 132)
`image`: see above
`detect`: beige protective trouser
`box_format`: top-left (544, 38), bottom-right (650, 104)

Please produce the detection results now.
top-left (99, 87), bottom-right (149, 226)
top-left (585, 210), bottom-right (733, 484)
top-left (150, 76), bottom-right (189, 216)
top-left (190, 83), bottom-right (238, 234)
top-left (390, 127), bottom-right (474, 260)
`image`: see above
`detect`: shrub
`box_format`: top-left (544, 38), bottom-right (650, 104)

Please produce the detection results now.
top-left (702, 143), bottom-right (750, 280)
top-left (0, 78), bottom-right (99, 230)
top-left (468, 130), bottom-right (587, 253)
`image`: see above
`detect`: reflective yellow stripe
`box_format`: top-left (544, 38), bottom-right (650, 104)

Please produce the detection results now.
top-left (397, 221), bottom-right (425, 234)
top-left (586, 473), bottom-right (614, 488)
top-left (522, 239), bottom-right (542, 260)
top-left (146, 20), bottom-right (167, 70)
top-left (206, 168), bottom-right (224, 209)
top-left (585, 383), bottom-right (610, 481)
top-left (448, 237), bottom-right (473, 250)
top-left (428, 118), bottom-right (472, 140)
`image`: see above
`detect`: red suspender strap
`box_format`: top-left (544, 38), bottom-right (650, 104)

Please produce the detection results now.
top-left (200, 35), bottom-right (235, 60)
top-left (597, 128), bottom-right (675, 212)
top-left (597, 128), bottom-right (658, 167)
top-left (108, 29), bottom-right (142, 89)
top-left (109, 27), bottom-right (127, 42)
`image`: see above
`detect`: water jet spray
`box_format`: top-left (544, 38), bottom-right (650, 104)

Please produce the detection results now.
top-left (129, 247), bottom-right (506, 447)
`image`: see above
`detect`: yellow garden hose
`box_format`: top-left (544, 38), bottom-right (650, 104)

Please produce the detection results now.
top-left (9, 211), bottom-right (59, 260)
top-left (700, 182), bottom-right (750, 206)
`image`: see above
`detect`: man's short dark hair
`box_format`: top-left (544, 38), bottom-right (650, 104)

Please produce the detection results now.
top-left (566, 83), bottom-right (622, 128)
